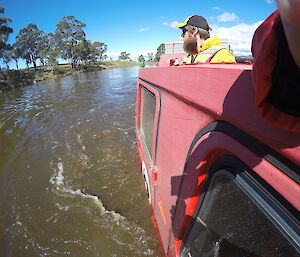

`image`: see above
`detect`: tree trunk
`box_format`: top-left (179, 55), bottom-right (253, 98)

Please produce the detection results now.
top-left (33, 60), bottom-right (37, 69)
top-left (72, 60), bottom-right (76, 71)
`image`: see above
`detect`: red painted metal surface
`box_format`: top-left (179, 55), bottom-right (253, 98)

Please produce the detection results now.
top-left (135, 60), bottom-right (300, 257)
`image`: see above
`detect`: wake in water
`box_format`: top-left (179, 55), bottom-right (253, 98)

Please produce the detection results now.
top-left (49, 161), bottom-right (110, 215)
top-left (49, 162), bottom-right (157, 257)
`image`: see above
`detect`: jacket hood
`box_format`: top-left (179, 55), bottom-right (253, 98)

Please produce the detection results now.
top-left (200, 36), bottom-right (220, 52)
top-left (251, 10), bottom-right (300, 133)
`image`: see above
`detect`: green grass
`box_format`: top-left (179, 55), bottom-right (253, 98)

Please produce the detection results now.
top-left (102, 60), bottom-right (139, 68)
top-left (0, 60), bottom-right (142, 92)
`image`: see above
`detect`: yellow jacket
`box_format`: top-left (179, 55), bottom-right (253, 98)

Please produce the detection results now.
top-left (185, 36), bottom-right (236, 64)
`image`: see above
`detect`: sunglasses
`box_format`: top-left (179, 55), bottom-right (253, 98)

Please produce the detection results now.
top-left (181, 27), bottom-right (188, 37)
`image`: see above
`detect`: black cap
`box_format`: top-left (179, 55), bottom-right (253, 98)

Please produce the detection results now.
top-left (177, 15), bottom-right (210, 31)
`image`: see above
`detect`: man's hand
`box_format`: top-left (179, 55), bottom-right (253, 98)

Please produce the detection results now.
top-left (169, 58), bottom-right (180, 66)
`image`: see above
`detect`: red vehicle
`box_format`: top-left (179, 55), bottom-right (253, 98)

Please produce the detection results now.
top-left (135, 53), bottom-right (300, 257)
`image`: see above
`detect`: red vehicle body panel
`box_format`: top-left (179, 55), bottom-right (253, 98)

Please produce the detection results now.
top-left (135, 57), bottom-right (300, 257)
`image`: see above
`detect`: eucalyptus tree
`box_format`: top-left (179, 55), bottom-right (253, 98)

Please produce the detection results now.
top-left (119, 51), bottom-right (130, 61)
top-left (12, 42), bottom-right (24, 69)
top-left (37, 33), bottom-right (50, 66)
top-left (1, 43), bottom-right (12, 69)
top-left (15, 24), bottom-right (44, 68)
top-left (91, 41), bottom-right (107, 61)
top-left (11, 43), bottom-right (22, 69)
top-left (0, 6), bottom-right (12, 69)
top-left (76, 39), bottom-right (92, 64)
top-left (46, 33), bottom-right (60, 68)
top-left (55, 16), bottom-right (86, 69)
top-left (0, 6), bottom-right (13, 51)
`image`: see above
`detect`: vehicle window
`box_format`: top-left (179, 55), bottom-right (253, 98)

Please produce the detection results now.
top-left (140, 86), bottom-right (156, 160)
top-left (181, 174), bottom-right (299, 257)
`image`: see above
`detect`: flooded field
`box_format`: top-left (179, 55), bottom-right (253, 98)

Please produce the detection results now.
top-left (0, 67), bottom-right (163, 257)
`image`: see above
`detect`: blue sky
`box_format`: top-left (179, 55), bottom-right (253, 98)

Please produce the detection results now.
top-left (3, 0), bottom-right (277, 61)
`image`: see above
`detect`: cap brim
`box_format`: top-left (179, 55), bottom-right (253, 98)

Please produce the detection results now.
top-left (176, 16), bottom-right (191, 28)
top-left (176, 22), bottom-right (186, 28)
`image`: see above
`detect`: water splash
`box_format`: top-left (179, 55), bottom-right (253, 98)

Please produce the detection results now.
top-left (48, 162), bottom-right (157, 256)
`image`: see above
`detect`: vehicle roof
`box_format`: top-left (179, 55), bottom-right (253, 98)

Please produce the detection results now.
top-left (139, 64), bottom-right (300, 168)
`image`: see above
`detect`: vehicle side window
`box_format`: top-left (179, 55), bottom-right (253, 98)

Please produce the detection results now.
top-left (140, 86), bottom-right (156, 160)
top-left (181, 173), bottom-right (299, 257)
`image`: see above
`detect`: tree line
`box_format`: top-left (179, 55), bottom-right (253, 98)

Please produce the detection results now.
top-left (0, 6), bottom-right (166, 72)
top-left (0, 6), bottom-right (107, 70)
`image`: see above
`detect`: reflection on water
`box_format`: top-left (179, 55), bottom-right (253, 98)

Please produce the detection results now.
top-left (0, 67), bottom-right (163, 257)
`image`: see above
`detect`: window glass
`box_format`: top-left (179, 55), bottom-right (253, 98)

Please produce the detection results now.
top-left (140, 86), bottom-right (156, 159)
top-left (182, 174), bottom-right (299, 257)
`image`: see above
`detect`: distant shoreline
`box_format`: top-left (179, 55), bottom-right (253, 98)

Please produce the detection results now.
top-left (0, 61), bottom-right (153, 94)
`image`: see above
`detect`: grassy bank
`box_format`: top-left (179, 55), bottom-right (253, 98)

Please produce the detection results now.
top-left (0, 60), bottom-right (140, 94)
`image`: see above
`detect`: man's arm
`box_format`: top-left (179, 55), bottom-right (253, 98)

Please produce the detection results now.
top-left (276, 0), bottom-right (300, 67)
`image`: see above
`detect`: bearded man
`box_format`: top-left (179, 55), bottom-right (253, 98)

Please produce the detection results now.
top-left (177, 15), bottom-right (236, 64)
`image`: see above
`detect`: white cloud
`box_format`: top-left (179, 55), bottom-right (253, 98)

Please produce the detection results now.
top-left (213, 6), bottom-right (222, 11)
top-left (106, 51), bottom-right (121, 60)
top-left (211, 20), bottom-right (263, 56)
top-left (217, 12), bottom-right (238, 22)
top-left (266, 0), bottom-right (274, 4)
top-left (108, 20), bottom-right (264, 59)
top-left (163, 21), bottom-right (179, 28)
top-left (139, 27), bottom-right (150, 32)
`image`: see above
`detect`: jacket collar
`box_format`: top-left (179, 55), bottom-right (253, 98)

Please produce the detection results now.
top-left (199, 36), bottom-right (220, 52)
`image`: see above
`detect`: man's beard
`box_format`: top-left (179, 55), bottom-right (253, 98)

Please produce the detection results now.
top-left (183, 37), bottom-right (198, 55)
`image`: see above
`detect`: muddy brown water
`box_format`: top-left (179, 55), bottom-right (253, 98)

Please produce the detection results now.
top-left (0, 67), bottom-right (163, 257)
